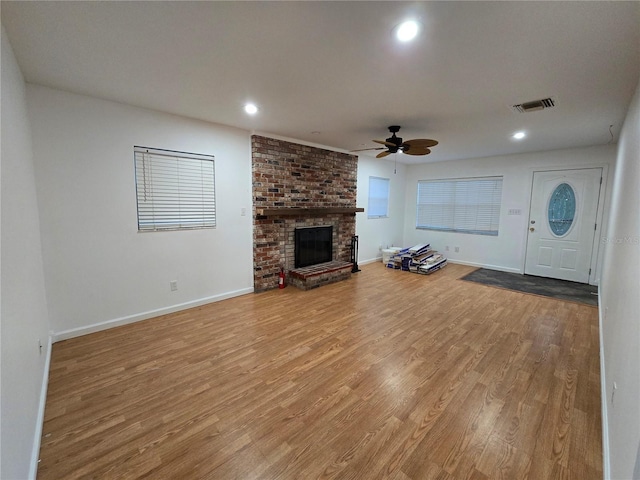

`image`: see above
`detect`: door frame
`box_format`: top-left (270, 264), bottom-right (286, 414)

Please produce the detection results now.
top-left (521, 164), bottom-right (609, 286)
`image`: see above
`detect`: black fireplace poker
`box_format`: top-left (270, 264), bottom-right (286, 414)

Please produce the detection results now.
top-left (350, 235), bottom-right (361, 273)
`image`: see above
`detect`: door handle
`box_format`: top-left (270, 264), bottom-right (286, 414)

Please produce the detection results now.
top-left (529, 227), bottom-right (535, 232)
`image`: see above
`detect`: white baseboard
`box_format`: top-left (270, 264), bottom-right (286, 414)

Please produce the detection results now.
top-left (598, 292), bottom-right (611, 479)
top-left (52, 287), bottom-right (254, 342)
top-left (359, 256), bottom-right (382, 266)
top-left (29, 335), bottom-right (52, 480)
top-left (447, 259), bottom-right (522, 274)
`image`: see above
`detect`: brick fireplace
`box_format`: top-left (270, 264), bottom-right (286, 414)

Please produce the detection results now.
top-left (252, 135), bottom-right (360, 292)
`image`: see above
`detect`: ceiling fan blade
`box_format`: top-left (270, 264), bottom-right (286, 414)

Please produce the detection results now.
top-left (350, 147), bottom-right (385, 152)
top-left (403, 138), bottom-right (439, 148)
top-left (376, 151), bottom-right (392, 158)
top-left (402, 147), bottom-right (431, 156)
top-left (373, 139), bottom-right (396, 148)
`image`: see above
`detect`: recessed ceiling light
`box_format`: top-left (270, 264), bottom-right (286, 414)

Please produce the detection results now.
top-left (513, 131), bottom-right (526, 140)
top-left (396, 20), bottom-right (420, 42)
top-left (244, 103), bottom-right (258, 115)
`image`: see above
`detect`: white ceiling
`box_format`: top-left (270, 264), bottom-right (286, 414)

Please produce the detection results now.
top-left (3, 1), bottom-right (639, 164)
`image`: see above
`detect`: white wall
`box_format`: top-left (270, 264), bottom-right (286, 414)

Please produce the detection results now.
top-left (402, 145), bottom-right (616, 280)
top-left (356, 156), bottom-right (407, 264)
top-left (600, 79), bottom-right (640, 480)
top-left (26, 86), bottom-right (254, 339)
top-left (1, 27), bottom-right (52, 480)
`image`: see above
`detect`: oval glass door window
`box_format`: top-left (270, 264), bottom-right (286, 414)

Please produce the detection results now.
top-left (548, 183), bottom-right (576, 236)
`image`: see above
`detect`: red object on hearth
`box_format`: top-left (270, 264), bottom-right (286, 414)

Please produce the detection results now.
top-left (278, 268), bottom-right (286, 289)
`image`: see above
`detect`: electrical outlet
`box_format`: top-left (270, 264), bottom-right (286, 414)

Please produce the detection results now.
top-left (241, 207), bottom-right (247, 216)
top-left (445, 246), bottom-right (450, 251)
top-left (170, 280), bottom-right (178, 291)
top-left (455, 246), bottom-right (460, 253)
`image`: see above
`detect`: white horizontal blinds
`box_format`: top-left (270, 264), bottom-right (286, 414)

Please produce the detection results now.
top-left (135, 147), bottom-right (215, 231)
top-left (368, 176), bottom-right (390, 218)
top-left (416, 177), bottom-right (503, 236)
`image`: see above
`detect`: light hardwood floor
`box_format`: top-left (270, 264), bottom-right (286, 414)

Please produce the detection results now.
top-left (37, 263), bottom-right (602, 479)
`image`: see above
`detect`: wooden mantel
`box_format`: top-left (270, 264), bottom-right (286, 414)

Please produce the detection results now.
top-left (256, 207), bottom-right (365, 216)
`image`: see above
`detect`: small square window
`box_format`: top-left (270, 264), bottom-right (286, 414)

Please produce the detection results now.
top-left (134, 146), bottom-right (216, 231)
top-left (368, 176), bottom-right (390, 218)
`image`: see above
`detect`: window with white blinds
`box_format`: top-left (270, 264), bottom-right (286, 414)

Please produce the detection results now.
top-left (134, 146), bottom-right (216, 231)
top-left (368, 176), bottom-right (390, 218)
top-left (416, 176), bottom-right (503, 236)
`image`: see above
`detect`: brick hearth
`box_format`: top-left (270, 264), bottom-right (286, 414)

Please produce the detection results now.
top-left (288, 261), bottom-right (354, 291)
top-left (252, 135), bottom-right (359, 292)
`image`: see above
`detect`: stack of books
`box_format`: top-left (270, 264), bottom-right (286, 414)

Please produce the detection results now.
top-left (414, 253), bottom-right (447, 275)
top-left (385, 243), bottom-right (447, 274)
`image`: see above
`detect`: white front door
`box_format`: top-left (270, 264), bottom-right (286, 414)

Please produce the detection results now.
top-left (524, 168), bottom-right (602, 283)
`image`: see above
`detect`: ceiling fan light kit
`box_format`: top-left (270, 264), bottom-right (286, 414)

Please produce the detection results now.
top-left (353, 125), bottom-right (438, 159)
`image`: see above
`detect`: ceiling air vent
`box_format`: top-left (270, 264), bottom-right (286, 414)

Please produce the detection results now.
top-left (512, 97), bottom-right (556, 113)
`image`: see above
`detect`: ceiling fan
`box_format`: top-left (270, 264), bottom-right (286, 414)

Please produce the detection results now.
top-left (352, 125), bottom-right (438, 158)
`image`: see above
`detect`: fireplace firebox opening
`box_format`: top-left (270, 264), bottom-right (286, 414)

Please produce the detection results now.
top-left (294, 226), bottom-right (333, 268)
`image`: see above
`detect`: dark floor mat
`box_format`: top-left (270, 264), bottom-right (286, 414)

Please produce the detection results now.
top-left (460, 268), bottom-right (598, 306)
